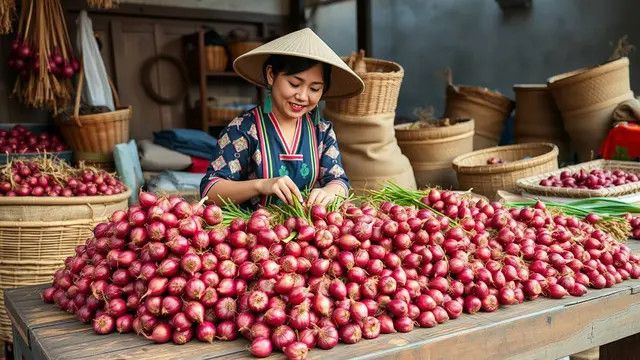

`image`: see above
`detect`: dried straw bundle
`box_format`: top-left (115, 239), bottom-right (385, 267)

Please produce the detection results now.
top-left (86, 0), bottom-right (119, 9)
top-left (0, 0), bottom-right (15, 34)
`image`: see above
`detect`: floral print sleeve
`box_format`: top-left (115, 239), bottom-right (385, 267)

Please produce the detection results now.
top-left (200, 114), bottom-right (258, 198)
top-left (316, 119), bottom-right (350, 195)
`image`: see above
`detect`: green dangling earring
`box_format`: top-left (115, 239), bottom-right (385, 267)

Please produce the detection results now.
top-left (312, 106), bottom-right (321, 124)
top-left (263, 88), bottom-right (273, 114)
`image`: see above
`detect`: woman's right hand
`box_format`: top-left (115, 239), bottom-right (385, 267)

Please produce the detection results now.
top-left (257, 176), bottom-right (303, 205)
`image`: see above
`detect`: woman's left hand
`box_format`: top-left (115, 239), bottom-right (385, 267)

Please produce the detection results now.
top-left (307, 187), bottom-right (336, 207)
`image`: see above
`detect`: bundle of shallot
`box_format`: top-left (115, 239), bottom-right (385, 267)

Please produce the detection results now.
top-left (11, 0), bottom-right (79, 112)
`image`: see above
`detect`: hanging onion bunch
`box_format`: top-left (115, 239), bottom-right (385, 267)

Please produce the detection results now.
top-left (0, 0), bottom-right (16, 34)
top-left (11, 0), bottom-right (79, 113)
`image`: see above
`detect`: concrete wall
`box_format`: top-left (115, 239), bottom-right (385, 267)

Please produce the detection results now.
top-left (309, 0), bottom-right (357, 56)
top-left (120, 0), bottom-right (288, 15)
top-left (312, 0), bottom-right (639, 120)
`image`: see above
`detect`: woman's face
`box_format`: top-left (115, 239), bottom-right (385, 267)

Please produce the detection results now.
top-left (266, 63), bottom-right (324, 121)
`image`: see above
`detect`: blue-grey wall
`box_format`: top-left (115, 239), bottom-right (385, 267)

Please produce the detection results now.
top-left (311, 0), bottom-right (639, 120)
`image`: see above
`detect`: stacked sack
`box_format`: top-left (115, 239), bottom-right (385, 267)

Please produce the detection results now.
top-left (324, 51), bottom-right (416, 194)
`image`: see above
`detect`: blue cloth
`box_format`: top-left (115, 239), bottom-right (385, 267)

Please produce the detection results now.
top-left (114, 140), bottom-right (144, 204)
top-left (153, 129), bottom-right (218, 159)
top-left (147, 171), bottom-right (203, 193)
top-left (166, 171), bottom-right (204, 189)
top-left (200, 107), bottom-right (350, 209)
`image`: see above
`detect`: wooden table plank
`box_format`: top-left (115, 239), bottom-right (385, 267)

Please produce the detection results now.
top-left (4, 285), bottom-right (47, 347)
top-left (77, 339), bottom-right (250, 360)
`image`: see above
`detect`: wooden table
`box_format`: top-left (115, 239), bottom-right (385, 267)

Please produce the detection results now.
top-left (6, 243), bottom-right (640, 360)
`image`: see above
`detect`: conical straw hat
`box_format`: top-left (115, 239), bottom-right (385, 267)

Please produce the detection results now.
top-left (233, 28), bottom-right (365, 100)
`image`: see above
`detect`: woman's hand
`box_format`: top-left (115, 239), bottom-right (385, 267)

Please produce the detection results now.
top-left (307, 187), bottom-right (336, 207)
top-left (257, 176), bottom-right (303, 205)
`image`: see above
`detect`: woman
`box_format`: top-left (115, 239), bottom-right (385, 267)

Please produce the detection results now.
top-left (200, 28), bottom-right (364, 208)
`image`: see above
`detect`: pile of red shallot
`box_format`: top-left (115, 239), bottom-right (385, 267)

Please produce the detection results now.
top-left (486, 157), bottom-right (506, 165)
top-left (0, 158), bottom-right (126, 197)
top-left (42, 188), bottom-right (640, 359)
top-left (624, 214), bottom-right (640, 240)
top-left (539, 169), bottom-right (640, 189)
top-left (0, 125), bottom-right (67, 154)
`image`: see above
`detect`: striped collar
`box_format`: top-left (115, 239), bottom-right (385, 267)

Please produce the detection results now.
top-left (267, 112), bottom-right (302, 155)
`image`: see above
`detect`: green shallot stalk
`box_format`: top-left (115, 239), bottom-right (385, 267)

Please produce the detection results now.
top-left (506, 198), bottom-right (633, 240)
top-left (368, 182), bottom-right (460, 227)
top-left (218, 196), bottom-right (251, 226)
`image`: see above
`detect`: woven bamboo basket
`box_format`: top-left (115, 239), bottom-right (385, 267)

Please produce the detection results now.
top-left (452, 143), bottom-right (558, 199)
top-left (513, 84), bottom-right (572, 163)
top-left (395, 119), bottom-right (474, 189)
top-left (205, 45), bottom-right (228, 72)
top-left (547, 57), bottom-right (633, 162)
top-left (56, 69), bottom-right (131, 167)
top-left (325, 57), bottom-right (404, 116)
top-left (444, 84), bottom-right (514, 150)
top-left (229, 41), bottom-right (263, 62)
top-left (517, 159), bottom-right (640, 198)
top-left (0, 189), bottom-right (130, 341)
top-left (208, 106), bottom-right (243, 127)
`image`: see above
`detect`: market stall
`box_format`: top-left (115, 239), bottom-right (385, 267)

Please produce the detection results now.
top-left (3, 1), bottom-right (640, 360)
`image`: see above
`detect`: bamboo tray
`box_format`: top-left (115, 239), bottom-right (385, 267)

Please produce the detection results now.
top-left (516, 159), bottom-right (640, 198)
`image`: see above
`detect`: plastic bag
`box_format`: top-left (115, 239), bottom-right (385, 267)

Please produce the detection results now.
top-left (76, 10), bottom-right (114, 110)
top-left (114, 140), bottom-right (144, 205)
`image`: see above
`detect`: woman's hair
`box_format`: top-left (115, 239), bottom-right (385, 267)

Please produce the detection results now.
top-left (263, 55), bottom-right (332, 94)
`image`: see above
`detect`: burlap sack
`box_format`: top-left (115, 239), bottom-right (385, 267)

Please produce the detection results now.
top-left (324, 108), bottom-right (416, 191)
top-left (612, 97), bottom-right (640, 124)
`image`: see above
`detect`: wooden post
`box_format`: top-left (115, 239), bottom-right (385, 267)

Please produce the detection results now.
top-left (289, 0), bottom-right (306, 31)
top-left (197, 30), bottom-right (208, 132)
top-left (356, 0), bottom-right (372, 55)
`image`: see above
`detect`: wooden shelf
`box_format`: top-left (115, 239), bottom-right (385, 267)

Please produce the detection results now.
top-left (194, 30), bottom-right (262, 133)
top-left (206, 71), bottom-right (241, 78)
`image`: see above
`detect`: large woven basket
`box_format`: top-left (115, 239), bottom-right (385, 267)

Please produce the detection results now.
top-left (513, 84), bottom-right (571, 163)
top-left (444, 84), bottom-right (514, 150)
top-left (208, 106), bottom-right (243, 127)
top-left (229, 41), bottom-right (263, 62)
top-left (547, 57), bottom-right (633, 162)
top-left (205, 45), bottom-right (228, 72)
top-left (395, 119), bottom-right (474, 189)
top-left (56, 69), bottom-right (131, 165)
top-left (517, 159), bottom-right (640, 198)
top-left (0, 189), bottom-right (130, 341)
top-left (325, 57), bottom-right (404, 116)
top-left (452, 143), bottom-right (558, 199)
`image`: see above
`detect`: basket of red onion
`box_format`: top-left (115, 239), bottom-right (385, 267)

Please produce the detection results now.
top-left (452, 143), bottom-right (558, 199)
top-left (516, 159), bottom-right (640, 198)
top-left (0, 157), bottom-right (130, 341)
top-left (0, 124), bottom-right (71, 165)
